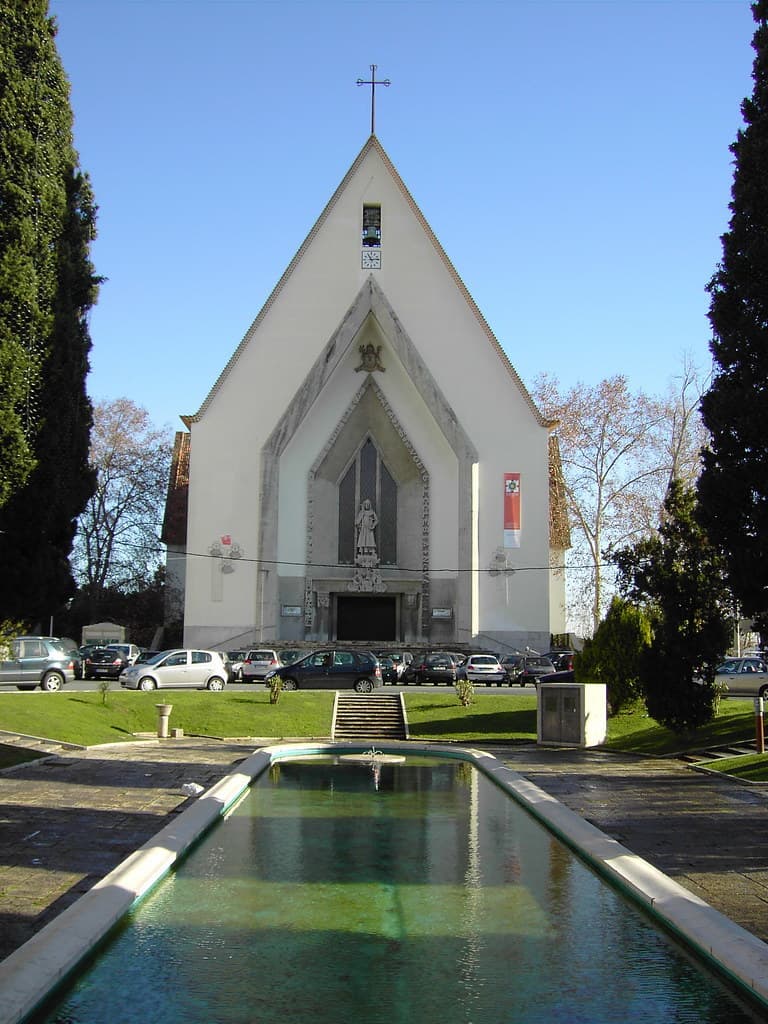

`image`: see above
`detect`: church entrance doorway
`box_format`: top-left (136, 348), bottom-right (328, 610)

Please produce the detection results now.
top-left (336, 595), bottom-right (397, 641)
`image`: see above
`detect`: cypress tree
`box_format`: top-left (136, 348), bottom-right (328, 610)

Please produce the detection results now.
top-left (0, 1), bottom-right (99, 625)
top-left (698, 1), bottom-right (768, 626)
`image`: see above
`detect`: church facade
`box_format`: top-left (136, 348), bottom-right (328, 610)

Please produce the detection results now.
top-left (162, 136), bottom-right (568, 653)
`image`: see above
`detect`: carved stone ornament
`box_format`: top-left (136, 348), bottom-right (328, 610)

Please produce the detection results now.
top-left (209, 537), bottom-right (244, 574)
top-left (355, 343), bottom-right (385, 373)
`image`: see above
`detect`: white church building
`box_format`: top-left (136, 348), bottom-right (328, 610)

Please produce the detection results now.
top-left (162, 135), bottom-right (569, 654)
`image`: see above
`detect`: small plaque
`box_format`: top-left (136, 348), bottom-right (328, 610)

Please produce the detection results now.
top-left (281, 605), bottom-right (302, 618)
top-left (431, 607), bottom-right (453, 619)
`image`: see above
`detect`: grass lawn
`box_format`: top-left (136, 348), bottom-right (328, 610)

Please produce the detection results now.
top-left (697, 752), bottom-right (768, 782)
top-left (0, 690), bottom-right (335, 747)
top-left (0, 690), bottom-right (759, 763)
top-left (405, 694), bottom-right (538, 741)
top-left (600, 699), bottom-right (758, 756)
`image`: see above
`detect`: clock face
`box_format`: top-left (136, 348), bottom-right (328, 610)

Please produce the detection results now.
top-left (361, 249), bottom-right (381, 269)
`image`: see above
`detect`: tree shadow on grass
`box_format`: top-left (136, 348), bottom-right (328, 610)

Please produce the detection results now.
top-left (410, 707), bottom-right (537, 739)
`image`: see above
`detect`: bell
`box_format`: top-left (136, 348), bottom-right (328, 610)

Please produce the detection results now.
top-left (363, 225), bottom-right (380, 246)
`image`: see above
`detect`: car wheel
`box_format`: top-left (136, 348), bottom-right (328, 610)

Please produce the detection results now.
top-left (16, 685), bottom-right (35, 691)
top-left (354, 679), bottom-right (374, 694)
top-left (40, 671), bottom-right (64, 692)
top-left (139, 677), bottom-right (156, 691)
top-left (207, 676), bottom-right (225, 691)
top-left (282, 678), bottom-right (298, 691)
top-left (759, 683), bottom-right (768, 699)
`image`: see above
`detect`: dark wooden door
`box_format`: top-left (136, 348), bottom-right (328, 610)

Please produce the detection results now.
top-left (336, 596), bottom-right (396, 641)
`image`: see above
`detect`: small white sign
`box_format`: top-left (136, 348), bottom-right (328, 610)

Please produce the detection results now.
top-left (281, 605), bottom-right (302, 617)
top-left (431, 607), bottom-right (453, 619)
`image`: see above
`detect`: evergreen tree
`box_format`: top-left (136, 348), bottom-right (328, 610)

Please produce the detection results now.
top-left (698, 1), bottom-right (768, 626)
top-left (576, 596), bottom-right (651, 715)
top-left (0, 1), bottom-right (99, 624)
top-left (612, 483), bottom-right (731, 734)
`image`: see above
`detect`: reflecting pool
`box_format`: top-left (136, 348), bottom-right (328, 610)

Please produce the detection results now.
top-left (31, 756), bottom-right (762, 1023)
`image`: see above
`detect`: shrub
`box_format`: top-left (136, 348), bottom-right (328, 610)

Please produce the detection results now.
top-left (267, 675), bottom-right (282, 705)
top-left (455, 678), bottom-right (474, 706)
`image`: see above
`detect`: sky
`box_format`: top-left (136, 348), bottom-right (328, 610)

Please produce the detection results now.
top-left (47, 0), bottom-right (757, 436)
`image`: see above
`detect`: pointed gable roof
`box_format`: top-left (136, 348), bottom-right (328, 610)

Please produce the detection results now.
top-left (187, 135), bottom-right (553, 428)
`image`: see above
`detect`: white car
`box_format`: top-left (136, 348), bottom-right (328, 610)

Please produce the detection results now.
top-left (242, 649), bottom-right (282, 682)
top-left (462, 654), bottom-right (506, 685)
top-left (119, 649), bottom-right (229, 691)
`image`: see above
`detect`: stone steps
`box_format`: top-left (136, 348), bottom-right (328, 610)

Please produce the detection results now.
top-left (332, 693), bottom-right (408, 741)
top-left (0, 730), bottom-right (85, 755)
top-left (680, 741), bottom-right (758, 764)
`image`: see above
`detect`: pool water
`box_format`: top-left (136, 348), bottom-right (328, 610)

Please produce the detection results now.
top-left (32, 757), bottom-right (762, 1023)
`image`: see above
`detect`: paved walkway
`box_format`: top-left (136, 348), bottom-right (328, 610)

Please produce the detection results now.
top-left (0, 738), bottom-right (767, 965)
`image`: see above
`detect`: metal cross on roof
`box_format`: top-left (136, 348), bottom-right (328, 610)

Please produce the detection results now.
top-left (356, 64), bottom-right (390, 135)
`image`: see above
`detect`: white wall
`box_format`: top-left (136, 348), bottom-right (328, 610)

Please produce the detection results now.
top-left (183, 141), bottom-right (551, 649)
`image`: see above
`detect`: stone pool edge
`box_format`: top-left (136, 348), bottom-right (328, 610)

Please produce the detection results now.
top-left (0, 740), bottom-right (766, 1023)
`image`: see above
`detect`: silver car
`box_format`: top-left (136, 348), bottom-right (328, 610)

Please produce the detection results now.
top-left (242, 649), bottom-right (282, 682)
top-left (715, 657), bottom-right (768, 698)
top-left (119, 649), bottom-right (229, 691)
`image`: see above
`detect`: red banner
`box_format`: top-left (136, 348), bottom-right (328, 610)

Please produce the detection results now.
top-left (503, 474), bottom-right (521, 548)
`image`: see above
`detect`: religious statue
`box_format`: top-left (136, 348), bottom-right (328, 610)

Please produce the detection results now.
top-left (355, 498), bottom-right (378, 556)
top-left (348, 499), bottom-right (385, 592)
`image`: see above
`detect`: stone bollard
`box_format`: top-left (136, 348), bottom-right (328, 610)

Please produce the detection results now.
top-left (155, 703), bottom-right (173, 739)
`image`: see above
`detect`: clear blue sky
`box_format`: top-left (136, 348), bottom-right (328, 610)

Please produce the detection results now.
top-left (48, 0), bottom-right (756, 434)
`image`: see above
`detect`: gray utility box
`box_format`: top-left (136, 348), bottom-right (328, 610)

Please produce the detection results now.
top-left (537, 683), bottom-right (607, 748)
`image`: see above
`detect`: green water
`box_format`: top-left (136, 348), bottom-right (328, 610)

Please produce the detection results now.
top-left (32, 757), bottom-right (763, 1023)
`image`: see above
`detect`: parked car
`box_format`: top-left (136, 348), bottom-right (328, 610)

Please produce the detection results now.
top-left (278, 648), bottom-right (303, 664)
top-left (539, 669), bottom-right (575, 684)
top-left (135, 650), bottom-right (162, 664)
top-left (401, 652), bottom-right (458, 685)
top-left (439, 650), bottom-right (467, 667)
top-left (462, 653), bottom-right (506, 685)
top-left (106, 643), bottom-right (141, 665)
top-left (714, 657), bottom-right (768, 698)
top-left (0, 636), bottom-right (76, 691)
top-left (242, 649), bottom-right (282, 682)
top-left (374, 651), bottom-right (414, 678)
top-left (83, 647), bottom-right (130, 680)
top-left (547, 650), bottom-right (575, 672)
top-left (265, 649), bottom-right (382, 693)
top-left (227, 650), bottom-right (247, 682)
top-left (119, 649), bottom-right (229, 691)
top-left (58, 638), bottom-right (83, 679)
top-left (378, 655), bottom-right (399, 684)
top-left (501, 654), bottom-right (557, 686)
